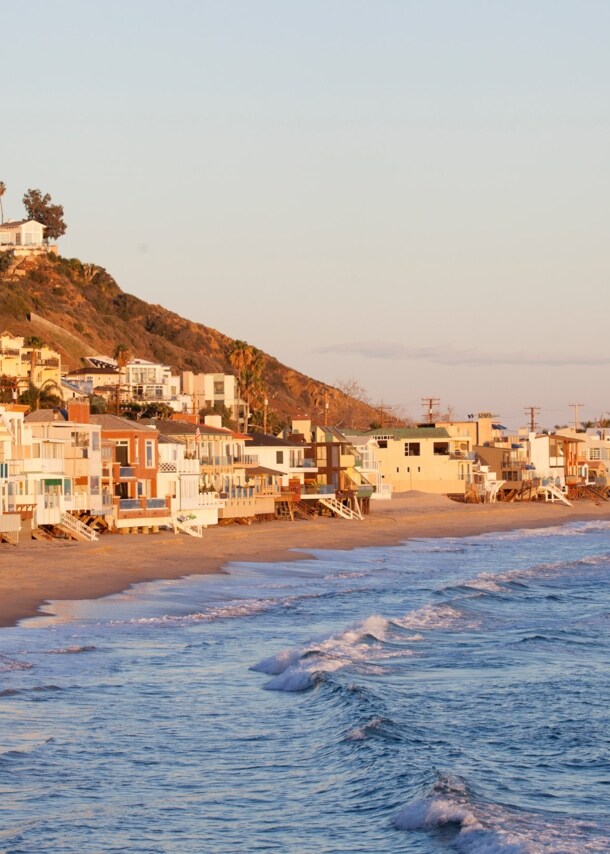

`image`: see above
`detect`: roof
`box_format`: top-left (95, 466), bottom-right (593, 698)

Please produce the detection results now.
top-left (246, 432), bottom-right (302, 448)
top-left (140, 418), bottom-right (233, 437)
top-left (25, 408), bottom-right (67, 423)
top-left (364, 427), bottom-right (452, 440)
top-left (0, 219), bottom-right (44, 230)
top-left (158, 434), bottom-right (186, 445)
top-left (64, 367), bottom-right (118, 376)
top-left (90, 414), bottom-right (155, 431)
top-left (247, 465), bottom-right (285, 477)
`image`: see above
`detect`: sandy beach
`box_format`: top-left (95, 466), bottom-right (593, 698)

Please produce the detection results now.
top-left (1, 493), bottom-right (610, 629)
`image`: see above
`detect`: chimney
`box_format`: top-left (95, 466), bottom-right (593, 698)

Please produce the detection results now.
top-left (68, 400), bottom-right (90, 423)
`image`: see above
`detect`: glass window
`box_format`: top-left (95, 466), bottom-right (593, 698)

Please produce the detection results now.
top-left (404, 442), bottom-right (420, 456)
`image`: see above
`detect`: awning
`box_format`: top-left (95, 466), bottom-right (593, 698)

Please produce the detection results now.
top-left (247, 465), bottom-right (285, 477)
top-left (43, 478), bottom-right (62, 486)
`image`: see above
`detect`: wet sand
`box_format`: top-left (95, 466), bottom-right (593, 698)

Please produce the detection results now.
top-left (1, 493), bottom-right (610, 628)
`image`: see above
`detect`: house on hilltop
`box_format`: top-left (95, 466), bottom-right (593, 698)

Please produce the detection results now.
top-left (0, 219), bottom-right (56, 257)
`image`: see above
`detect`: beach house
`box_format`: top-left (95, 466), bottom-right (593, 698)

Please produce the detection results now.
top-left (0, 219), bottom-right (52, 257)
top-left (90, 413), bottom-right (171, 533)
top-left (358, 425), bottom-right (474, 496)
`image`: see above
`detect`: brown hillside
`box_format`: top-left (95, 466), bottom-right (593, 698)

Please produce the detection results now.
top-left (0, 253), bottom-right (388, 429)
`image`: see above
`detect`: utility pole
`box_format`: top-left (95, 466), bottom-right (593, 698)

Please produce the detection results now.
top-left (524, 405), bottom-right (541, 433)
top-left (569, 403), bottom-right (584, 432)
top-left (263, 395), bottom-right (269, 434)
top-left (421, 397), bottom-right (440, 424)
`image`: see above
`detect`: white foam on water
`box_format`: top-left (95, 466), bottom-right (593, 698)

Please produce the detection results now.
top-left (43, 645), bottom-right (96, 655)
top-left (394, 603), bottom-right (478, 631)
top-left (345, 716), bottom-right (385, 741)
top-left (250, 614), bottom-right (408, 691)
top-left (394, 788), bottom-right (610, 853)
top-left (0, 654), bottom-right (33, 673)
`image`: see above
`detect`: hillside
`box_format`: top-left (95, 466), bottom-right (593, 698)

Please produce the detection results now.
top-left (0, 253), bottom-right (386, 429)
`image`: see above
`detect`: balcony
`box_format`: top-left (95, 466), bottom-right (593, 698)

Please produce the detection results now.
top-left (119, 466), bottom-right (136, 479)
top-left (200, 455), bottom-right (233, 467)
top-left (116, 496), bottom-right (171, 518)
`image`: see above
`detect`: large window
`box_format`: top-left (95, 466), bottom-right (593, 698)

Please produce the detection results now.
top-left (404, 442), bottom-right (420, 456)
top-left (433, 442), bottom-right (449, 456)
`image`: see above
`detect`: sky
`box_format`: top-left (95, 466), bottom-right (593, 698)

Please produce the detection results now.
top-left (2, 0), bottom-right (610, 431)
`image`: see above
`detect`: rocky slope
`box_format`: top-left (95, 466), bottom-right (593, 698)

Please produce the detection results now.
top-left (0, 253), bottom-right (384, 429)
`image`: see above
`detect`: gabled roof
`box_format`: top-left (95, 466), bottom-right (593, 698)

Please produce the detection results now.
top-left (246, 432), bottom-right (302, 448)
top-left (0, 219), bottom-right (44, 230)
top-left (90, 414), bottom-right (155, 431)
top-left (158, 433), bottom-right (186, 445)
top-left (25, 408), bottom-right (67, 423)
top-left (141, 418), bottom-right (235, 437)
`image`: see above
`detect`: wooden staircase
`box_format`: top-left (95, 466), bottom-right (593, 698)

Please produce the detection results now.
top-left (294, 501), bottom-right (318, 519)
top-left (57, 512), bottom-right (99, 542)
top-left (319, 496), bottom-right (363, 520)
top-left (172, 514), bottom-right (204, 537)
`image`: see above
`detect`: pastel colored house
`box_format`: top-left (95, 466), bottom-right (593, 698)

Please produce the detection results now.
top-left (361, 426), bottom-right (474, 496)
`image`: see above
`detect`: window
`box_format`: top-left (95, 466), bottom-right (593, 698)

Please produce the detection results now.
top-left (214, 381), bottom-right (224, 395)
top-left (404, 442), bottom-right (420, 456)
top-left (91, 432), bottom-right (100, 451)
top-left (377, 440), bottom-right (387, 449)
top-left (145, 440), bottom-right (154, 468)
top-left (433, 442), bottom-right (449, 455)
top-left (71, 431), bottom-right (89, 448)
top-left (90, 476), bottom-right (100, 496)
top-left (276, 451), bottom-right (284, 465)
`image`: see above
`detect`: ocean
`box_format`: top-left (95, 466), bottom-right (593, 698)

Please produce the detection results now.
top-left (0, 521), bottom-right (609, 853)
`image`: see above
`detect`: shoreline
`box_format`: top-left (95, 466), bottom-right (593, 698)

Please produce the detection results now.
top-left (2, 493), bottom-right (610, 629)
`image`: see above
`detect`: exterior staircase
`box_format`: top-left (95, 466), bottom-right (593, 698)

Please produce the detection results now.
top-left (294, 500), bottom-right (318, 519)
top-left (319, 496), bottom-right (363, 520)
top-left (172, 514), bottom-right (204, 538)
top-left (57, 512), bottom-right (99, 542)
top-left (538, 483), bottom-right (572, 506)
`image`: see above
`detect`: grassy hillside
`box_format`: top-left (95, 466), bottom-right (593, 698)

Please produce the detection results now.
top-left (0, 253), bottom-right (385, 429)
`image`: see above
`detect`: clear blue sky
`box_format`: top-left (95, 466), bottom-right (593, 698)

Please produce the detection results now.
top-left (3, 0), bottom-right (610, 429)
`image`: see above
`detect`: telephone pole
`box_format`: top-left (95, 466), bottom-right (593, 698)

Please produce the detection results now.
top-left (524, 405), bottom-right (541, 432)
top-left (421, 397), bottom-right (440, 424)
top-left (569, 403), bottom-right (584, 432)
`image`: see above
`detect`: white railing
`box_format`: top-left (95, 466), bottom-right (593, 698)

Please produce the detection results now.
top-left (371, 483), bottom-right (392, 500)
top-left (59, 512), bottom-right (99, 541)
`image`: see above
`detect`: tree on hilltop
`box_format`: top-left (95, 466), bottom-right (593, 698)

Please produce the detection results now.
top-left (22, 188), bottom-right (67, 241)
top-left (0, 182), bottom-right (6, 224)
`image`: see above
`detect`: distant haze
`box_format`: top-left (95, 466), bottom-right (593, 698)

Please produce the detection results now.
top-left (3, 1), bottom-right (609, 430)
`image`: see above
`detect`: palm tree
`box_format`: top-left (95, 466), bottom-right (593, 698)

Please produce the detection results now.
top-left (0, 182), bottom-right (5, 224)
top-left (19, 379), bottom-right (63, 411)
top-left (226, 340), bottom-right (265, 429)
top-left (113, 344), bottom-right (133, 414)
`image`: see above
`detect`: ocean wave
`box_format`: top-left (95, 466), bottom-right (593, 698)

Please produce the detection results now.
top-left (251, 614), bottom-right (406, 692)
top-left (393, 603), bottom-right (479, 631)
top-left (44, 645), bottom-right (96, 655)
top-left (0, 654), bottom-right (33, 673)
top-left (394, 774), bottom-right (610, 853)
top-left (0, 685), bottom-right (63, 698)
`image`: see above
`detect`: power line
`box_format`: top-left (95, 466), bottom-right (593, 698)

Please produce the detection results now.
top-left (421, 397), bottom-right (440, 424)
top-left (568, 403), bottom-right (584, 432)
top-left (524, 405), bottom-right (541, 432)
